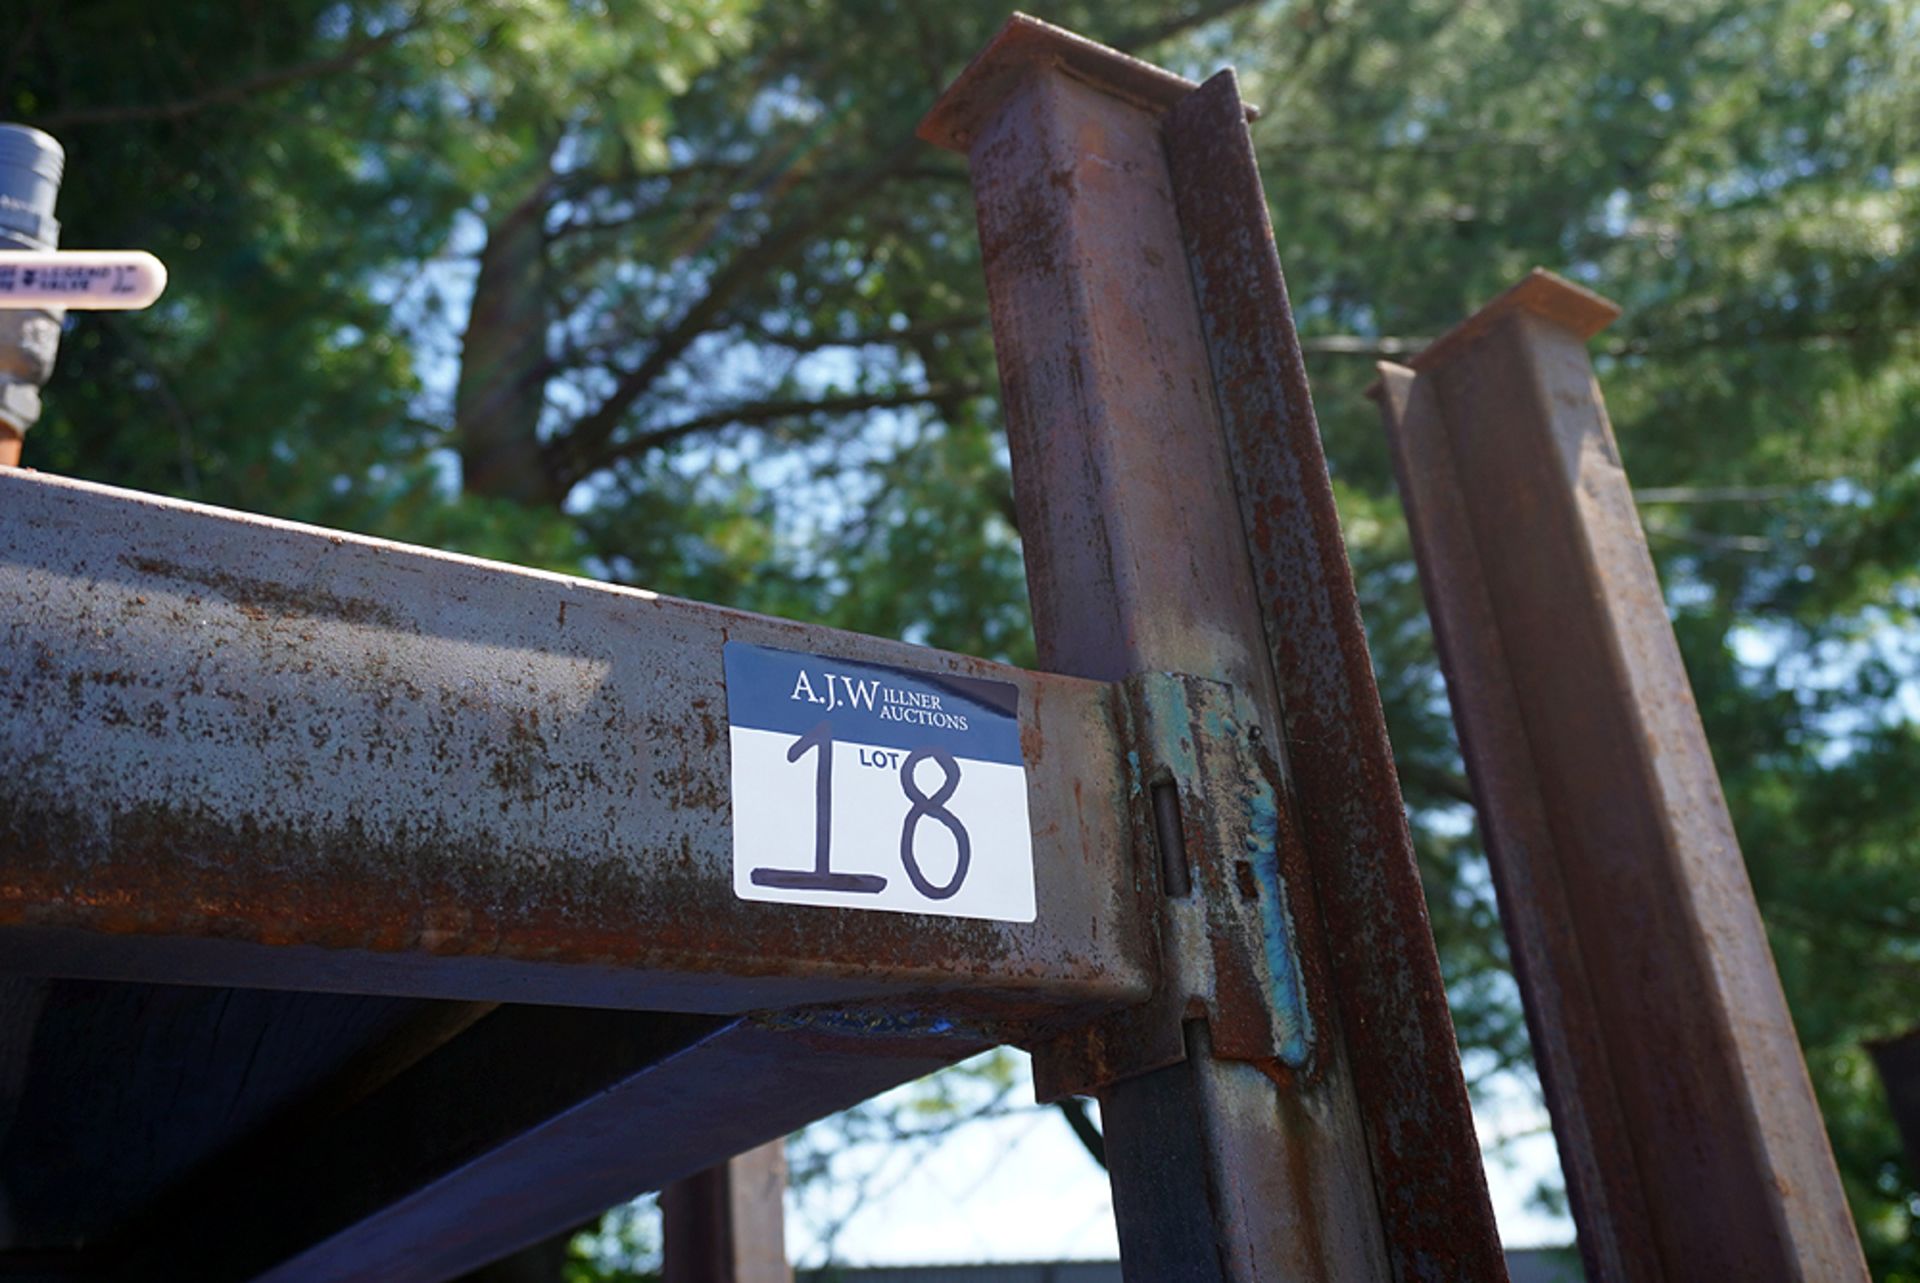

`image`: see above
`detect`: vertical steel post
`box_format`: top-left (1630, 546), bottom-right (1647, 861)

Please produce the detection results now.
top-left (661, 1141), bottom-right (793, 1283)
top-left (924, 17), bottom-right (1504, 1280)
top-left (1869, 1027), bottom-right (1920, 1182)
top-left (1374, 270), bottom-right (1868, 1281)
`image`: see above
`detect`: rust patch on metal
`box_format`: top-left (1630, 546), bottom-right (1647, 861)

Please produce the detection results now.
top-left (120, 554), bottom-right (409, 630)
top-left (0, 785), bottom-right (1102, 1028)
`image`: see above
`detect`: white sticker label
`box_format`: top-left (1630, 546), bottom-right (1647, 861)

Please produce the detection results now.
top-left (723, 642), bottom-right (1036, 923)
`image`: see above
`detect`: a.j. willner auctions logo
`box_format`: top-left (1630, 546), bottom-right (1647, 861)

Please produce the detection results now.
top-left (786, 668), bottom-right (971, 731)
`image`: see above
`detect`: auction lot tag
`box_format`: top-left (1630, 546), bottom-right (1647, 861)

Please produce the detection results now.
top-left (723, 642), bottom-right (1036, 923)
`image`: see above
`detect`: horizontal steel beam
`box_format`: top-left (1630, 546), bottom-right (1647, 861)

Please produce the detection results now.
top-left (0, 469), bottom-right (1145, 1023)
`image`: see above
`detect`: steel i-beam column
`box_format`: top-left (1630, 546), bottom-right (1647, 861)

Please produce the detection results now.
top-left (924, 17), bottom-right (1504, 1281)
top-left (1869, 1027), bottom-right (1920, 1182)
top-left (1374, 270), bottom-right (1866, 1280)
top-left (662, 1141), bottom-right (793, 1283)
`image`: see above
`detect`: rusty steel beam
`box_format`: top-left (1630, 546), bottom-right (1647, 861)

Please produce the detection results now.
top-left (924, 17), bottom-right (1502, 1280)
top-left (662, 1141), bottom-right (793, 1283)
top-left (1163, 73), bottom-right (1506, 1276)
top-left (1374, 270), bottom-right (1866, 1281)
top-left (0, 468), bottom-right (1145, 1026)
top-left (115, 1009), bottom-right (971, 1282)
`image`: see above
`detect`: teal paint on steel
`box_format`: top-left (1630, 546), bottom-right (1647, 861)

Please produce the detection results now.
top-left (1239, 766), bottom-right (1310, 1069)
top-left (1135, 672), bottom-right (1312, 1072)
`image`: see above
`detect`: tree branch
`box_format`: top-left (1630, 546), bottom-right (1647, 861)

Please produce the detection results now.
top-left (1300, 324), bottom-right (1920, 363)
top-left (36, 19), bottom-right (426, 130)
top-left (1607, 323), bottom-right (1920, 359)
top-left (550, 0), bottom-right (1260, 489)
top-left (1396, 759), bottom-right (1478, 808)
top-left (735, 314), bottom-right (986, 354)
top-left (581, 382), bottom-right (981, 475)
top-left (1263, 134), bottom-right (1558, 154)
top-left (1299, 334), bottom-right (1433, 357)
top-left (1641, 523), bottom-right (1776, 554)
top-left (1633, 484), bottom-right (1809, 505)
top-left (554, 134), bottom-right (930, 487)
top-left (549, 164), bottom-right (965, 242)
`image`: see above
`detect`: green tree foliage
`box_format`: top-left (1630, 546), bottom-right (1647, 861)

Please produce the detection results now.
top-left (7, 0), bottom-right (1919, 1273)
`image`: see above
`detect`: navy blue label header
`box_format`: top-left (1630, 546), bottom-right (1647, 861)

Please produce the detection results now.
top-left (723, 642), bottom-right (1024, 766)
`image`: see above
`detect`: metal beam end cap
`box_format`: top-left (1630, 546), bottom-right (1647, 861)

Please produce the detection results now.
top-left (1420, 269), bottom-right (1622, 368)
top-left (917, 12), bottom-right (1254, 155)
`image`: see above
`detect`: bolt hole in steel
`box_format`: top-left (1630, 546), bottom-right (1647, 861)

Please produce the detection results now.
top-left (1150, 778), bottom-right (1192, 898)
top-left (1233, 860), bottom-right (1259, 902)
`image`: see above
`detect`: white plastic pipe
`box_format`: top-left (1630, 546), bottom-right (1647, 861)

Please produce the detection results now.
top-left (0, 250), bottom-right (168, 310)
